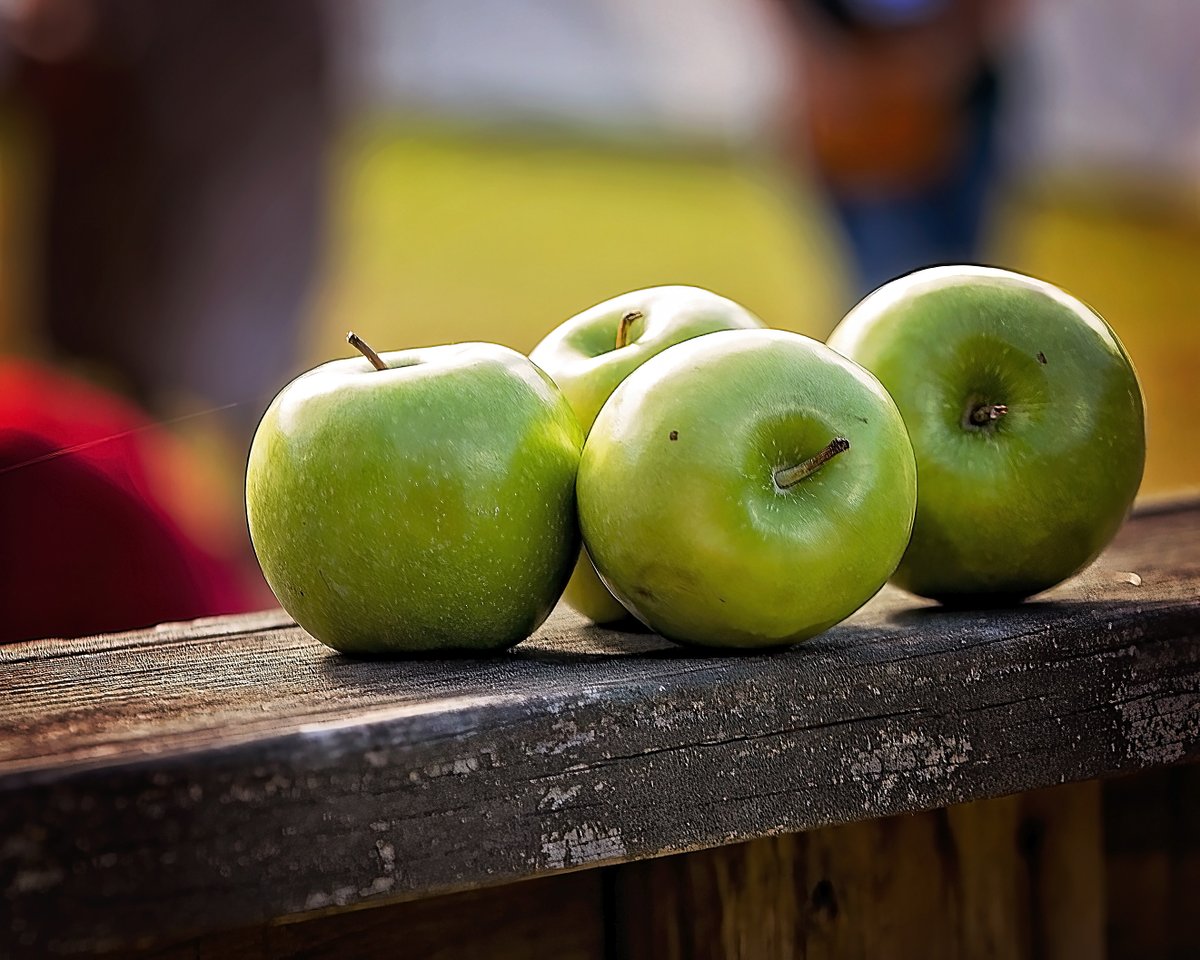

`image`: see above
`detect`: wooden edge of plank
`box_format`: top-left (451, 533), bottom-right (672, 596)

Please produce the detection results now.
top-left (2, 587), bottom-right (1198, 954)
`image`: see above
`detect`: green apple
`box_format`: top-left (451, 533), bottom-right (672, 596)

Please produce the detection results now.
top-left (576, 329), bottom-right (916, 648)
top-left (530, 285), bottom-right (766, 622)
top-left (827, 265), bottom-right (1146, 602)
top-left (246, 335), bottom-right (583, 653)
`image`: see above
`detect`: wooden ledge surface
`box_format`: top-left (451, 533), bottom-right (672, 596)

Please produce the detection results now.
top-left (2, 503), bottom-right (1199, 953)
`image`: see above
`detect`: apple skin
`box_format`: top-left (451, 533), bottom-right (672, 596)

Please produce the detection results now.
top-left (531, 286), bottom-right (766, 622)
top-left (560, 545), bottom-right (627, 623)
top-left (827, 265), bottom-right (1146, 603)
top-left (246, 343), bottom-right (583, 653)
top-left (530, 286), bottom-right (767, 431)
top-left (576, 329), bottom-right (917, 648)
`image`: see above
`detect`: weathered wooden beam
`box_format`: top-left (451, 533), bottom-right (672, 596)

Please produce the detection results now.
top-left (2, 504), bottom-right (1197, 954)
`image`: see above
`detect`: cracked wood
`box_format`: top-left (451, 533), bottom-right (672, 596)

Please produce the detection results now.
top-left (1, 502), bottom-right (1198, 954)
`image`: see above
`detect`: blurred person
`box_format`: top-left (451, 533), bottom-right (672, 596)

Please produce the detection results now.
top-left (0, 0), bottom-right (335, 640)
top-left (0, 359), bottom-right (265, 643)
top-left (2, 0), bottom-right (335, 438)
top-left (772, 0), bottom-right (1018, 298)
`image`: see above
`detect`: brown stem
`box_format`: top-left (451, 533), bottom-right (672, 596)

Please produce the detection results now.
top-left (347, 331), bottom-right (387, 371)
top-left (968, 403), bottom-right (1008, 426)
top-left (775, 437), bottom-right (850, 490)
top-left (615, 310), bottom-right (643, 349)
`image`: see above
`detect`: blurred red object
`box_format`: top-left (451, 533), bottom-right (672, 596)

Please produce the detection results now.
top-left (0, 360), bottom-right (258, 643)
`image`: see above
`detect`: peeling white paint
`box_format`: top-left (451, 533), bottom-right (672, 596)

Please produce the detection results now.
top-left (364, 750), bottom-right (389, 768)
top-left (409, 749), bottom-right (497, 782)
top-left (647, 700), bottom-right (704, 731)
top-left (304, 885), bottom-right (358, 910)
top-left (532, 718), bottom-right (596, 756)
top-left (538, 784), bottom-right (582, 811)
top-left (421, 754), bottom-right (487, 778)
top-left (375, 840), bottom-right (396, 874)
top-left (850, 731), bottom-right (973, 805)
top-left (358, 876), bottom-right (395, 897)
top-left (540, 823), bottom-right (626, 869)
top-left (1119, 690), bottom-right (1199, 766)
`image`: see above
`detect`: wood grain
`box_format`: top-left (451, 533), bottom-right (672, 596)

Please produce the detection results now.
top-left (1104, 763), bottom-right (1200, 959)
top-left (1, 505), bottom-right (1198, 954)
top-left (611, 779), bottom-right (1104, 960)
top-left (130, 871), bottom-right (604, 960)
top-left (609, 832), bottom-right (804, 959)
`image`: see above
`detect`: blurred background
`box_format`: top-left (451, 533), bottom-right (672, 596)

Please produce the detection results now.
top-left (0, 0), bottom-right (1197, 640)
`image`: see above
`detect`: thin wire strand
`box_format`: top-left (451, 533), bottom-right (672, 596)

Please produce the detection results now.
top-left (0, 399), bottom-right (249, 477)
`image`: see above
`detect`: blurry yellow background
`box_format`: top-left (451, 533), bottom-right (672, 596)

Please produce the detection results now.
top-left (994, 192), bottom-right (1200, 496)
top-left (308, 123), bottom-right (1199, 499)
top-left (3, 118), bottom-right (1197, 498)
top-left (307, 122), bottom-right (846, 356)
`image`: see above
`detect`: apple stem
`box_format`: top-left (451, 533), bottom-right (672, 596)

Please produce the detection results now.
top-left (968, 403), bottom-right (1008, 426)
top-left (347, 332), bottom-right (388, 371)
top-left (775, 437), bottom-right (850, 490)
top-left (615, 311), bottom-right (643, 349)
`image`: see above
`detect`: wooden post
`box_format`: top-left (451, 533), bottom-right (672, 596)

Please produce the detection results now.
top-left (610, 780), bottom-right (1103, 960)
top-left (1104, 764), bottom-right (1200, 957)
top-left (138, 872), bottom-right (606, 960)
